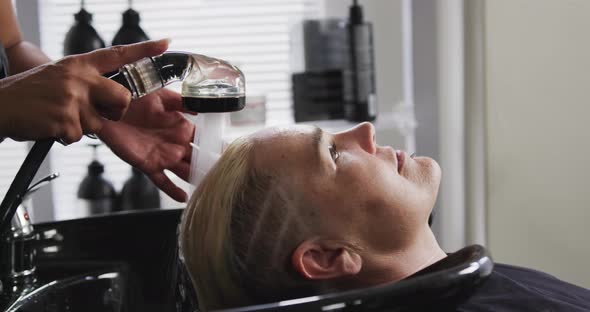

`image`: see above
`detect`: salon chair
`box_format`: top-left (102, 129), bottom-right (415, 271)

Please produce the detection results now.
top-left (178, 242), bottom-right (493, 312)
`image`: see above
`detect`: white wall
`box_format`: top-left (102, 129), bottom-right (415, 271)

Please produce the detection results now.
top-left (485, 0), bottom-right (590, 288)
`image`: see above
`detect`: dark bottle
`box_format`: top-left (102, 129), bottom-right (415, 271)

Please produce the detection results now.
top-left (119, 167), bottom-right (160, 211)
top-left (343, 0), bottom-right (377, 122)
top-left (112, 6), bottom-right (150, 45)
top-left (64, 1), bottom-right (105, 55)
top-left (77, 144), bottom-right (116, 216)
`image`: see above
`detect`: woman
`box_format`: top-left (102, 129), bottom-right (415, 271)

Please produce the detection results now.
top-left (180, 122), bottom-right (590, 311)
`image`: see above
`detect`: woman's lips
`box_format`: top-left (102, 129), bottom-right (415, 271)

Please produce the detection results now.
top-left (396, 150), bottom-right (405, 173)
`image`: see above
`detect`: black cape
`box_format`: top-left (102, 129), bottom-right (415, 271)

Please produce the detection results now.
top-left (457, 263), bottom-right (590, 311)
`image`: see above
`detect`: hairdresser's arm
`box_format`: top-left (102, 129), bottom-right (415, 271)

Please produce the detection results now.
top-left (97, 88), bottom-right (195, 202)
top-left (0, 41), bottom-right (170, 143)
top-left (1, 0), bottom-right (193, 201)
top-left (0, 0), bottom-right (50, 72)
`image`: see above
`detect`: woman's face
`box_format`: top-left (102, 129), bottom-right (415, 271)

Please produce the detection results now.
top-left (251, 122), bottom-right (441, 253)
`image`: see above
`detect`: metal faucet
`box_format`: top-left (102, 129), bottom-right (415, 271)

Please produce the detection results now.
top-left (1, 173), bottom-right (59, 293)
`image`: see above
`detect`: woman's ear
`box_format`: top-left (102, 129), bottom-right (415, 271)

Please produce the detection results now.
top-left (291, 239), bottom-right (362, 280)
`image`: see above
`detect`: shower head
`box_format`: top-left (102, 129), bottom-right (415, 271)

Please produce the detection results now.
top-left (109, 51), bottom-right (246, 113)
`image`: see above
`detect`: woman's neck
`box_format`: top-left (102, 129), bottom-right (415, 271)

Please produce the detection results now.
top-left (352, 226), bottom-right (447, 287)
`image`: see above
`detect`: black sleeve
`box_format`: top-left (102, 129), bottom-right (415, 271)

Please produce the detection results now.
top-left (457, 263), bottom-right (590, 312)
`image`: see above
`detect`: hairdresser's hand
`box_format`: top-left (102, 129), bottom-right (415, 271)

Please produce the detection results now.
top-left (0, 39), bottom-right (169, 144)
top-left (97, 88), bottom-right (195, 202)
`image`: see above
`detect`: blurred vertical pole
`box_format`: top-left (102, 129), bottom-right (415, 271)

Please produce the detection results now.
top-left (401, 0), bottom-right (416, 154)
top-left (464, 0), bottom-right (487, 246)
top-left (15, 0), bottom-right (56, 223)
top-left (436, 0), bottom-right (466, 251)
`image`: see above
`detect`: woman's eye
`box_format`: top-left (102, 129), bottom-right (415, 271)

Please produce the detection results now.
top-left (329, 143), bottom-right (340, 162)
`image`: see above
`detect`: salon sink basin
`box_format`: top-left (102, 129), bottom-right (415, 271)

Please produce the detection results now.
top-left (1, 209), bottom-right (187, 312)
top-left (5, 270), bottom-right (124, 312)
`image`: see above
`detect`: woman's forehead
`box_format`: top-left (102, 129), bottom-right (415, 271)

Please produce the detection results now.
top-left (249, 125), bottom-right (318, 171)
top-left (250, 125), bottom-right (316, 141)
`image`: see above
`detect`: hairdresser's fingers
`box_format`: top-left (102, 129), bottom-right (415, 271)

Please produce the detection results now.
top-left (79, 103), bottom-right (105, 135)
top-left (150, 172), bottom-right (187, 202)
top-left (170, 162), bottom-right (191, 182)
top-left (182, 144), bottom-right (193, 163)
top-left (157, 88), bottom-right (199, 115)
top-left (58, 112), bottom-right (83, 145)
top-left (82, 39), bottom-right (169, 74)
top-left (90, 77), bottom-right (132, 120)
top-left (156, 88), bottom-right (184, 112)
top-left (169, 116), bottom-right (195, 163)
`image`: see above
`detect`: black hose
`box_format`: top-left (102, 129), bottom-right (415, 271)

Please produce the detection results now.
top-left (0, 139), bottom-right (54, 235)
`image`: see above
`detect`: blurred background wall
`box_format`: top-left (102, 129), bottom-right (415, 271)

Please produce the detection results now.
top-left (484, 0), bottom-right (590, 288)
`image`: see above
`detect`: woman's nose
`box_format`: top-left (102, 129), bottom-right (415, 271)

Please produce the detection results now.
top-left (340, 122), bottom-right (376, 154)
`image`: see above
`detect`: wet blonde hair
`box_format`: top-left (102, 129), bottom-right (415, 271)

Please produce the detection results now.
top-left (179, 136), bottom-right (318, 311)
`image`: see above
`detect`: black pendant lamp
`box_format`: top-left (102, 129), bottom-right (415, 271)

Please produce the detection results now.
top-left (77, 144), bottom-right (116, 215)
top-left (64, 0), bottom-right (106, 55)
top-left (112, 0), bottom-right (150, 45)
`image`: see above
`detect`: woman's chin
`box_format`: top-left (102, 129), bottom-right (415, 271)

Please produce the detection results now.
top-left (404, 155), bottom-right (440, 177)
top-left (405, 156), bottom-right (442, 204)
